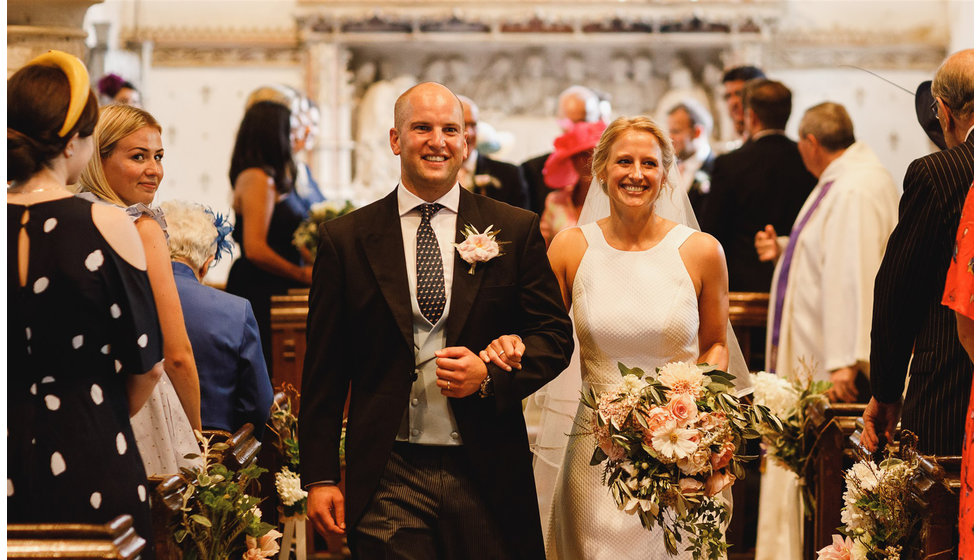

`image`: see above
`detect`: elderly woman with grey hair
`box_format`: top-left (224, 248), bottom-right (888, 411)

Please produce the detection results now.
top-left (161, 200), bottom-right (274, 436)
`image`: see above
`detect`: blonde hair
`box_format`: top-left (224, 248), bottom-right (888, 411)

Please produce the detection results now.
top-left (591, 116), bottom-right (676, 192)
top-left (77, 104), bottom-right (162, 207)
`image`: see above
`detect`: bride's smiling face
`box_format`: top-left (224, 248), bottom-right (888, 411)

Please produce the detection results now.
top-left (601, 130), bottom-right (667, 210)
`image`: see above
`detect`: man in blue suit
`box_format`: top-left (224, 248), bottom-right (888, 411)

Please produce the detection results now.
top-left (161, 200), bottom-right (274, 436)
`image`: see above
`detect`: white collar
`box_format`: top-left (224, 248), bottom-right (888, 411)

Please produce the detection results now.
top-left (397, 182), bottom-right (461, 217)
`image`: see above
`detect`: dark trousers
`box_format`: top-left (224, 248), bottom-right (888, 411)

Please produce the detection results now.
top-left (350, 442), bottom-right (509, 560)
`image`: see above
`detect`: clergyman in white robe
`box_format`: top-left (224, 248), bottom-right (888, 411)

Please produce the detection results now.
top-left (755, 140), bottom-right (899, 560)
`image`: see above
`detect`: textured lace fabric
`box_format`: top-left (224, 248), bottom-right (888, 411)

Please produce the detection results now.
top-left (546, 221), bottom-right (710, 560)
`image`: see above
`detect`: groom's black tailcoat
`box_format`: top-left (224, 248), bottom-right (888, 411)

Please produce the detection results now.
top-left (299, 187), bottom-right (574, 557)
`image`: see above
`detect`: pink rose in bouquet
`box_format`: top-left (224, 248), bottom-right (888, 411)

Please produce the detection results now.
top-left (678, 477), bottom-right (704, 494)
top-left (667, 394), bottom-right (699, 426)
top-left (705, 469), bottom-right (736, 497)
top-left (710, 441), bottom-right (735, 471)
top-left (645, 406), bottom-right (673, 433)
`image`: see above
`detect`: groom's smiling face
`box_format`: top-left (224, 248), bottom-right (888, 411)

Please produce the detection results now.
top-left (390, 83), bottom-right (467, 200)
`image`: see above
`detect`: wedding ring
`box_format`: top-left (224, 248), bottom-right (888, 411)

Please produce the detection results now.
top-left (497, 350), bottom-right (504, 356)
top-left (446, 380), bottom-right (451, 390)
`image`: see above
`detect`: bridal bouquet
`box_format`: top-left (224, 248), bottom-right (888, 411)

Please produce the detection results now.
top-left (584, 362), bottom-right (780, 559)
top-left (750, 370), bottom-right (831, 476)
top-left (817, 443), bottom-right (921, 560)
top-left (292, 200), bottom-right (356, 261)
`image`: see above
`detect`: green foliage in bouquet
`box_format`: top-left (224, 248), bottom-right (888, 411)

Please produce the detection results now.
top-left (172, 432), bottom-right (277, 560)
top-left (582, 362), bottom-right (781, 559)
top-left (292, 200), bottom-right (356, 261)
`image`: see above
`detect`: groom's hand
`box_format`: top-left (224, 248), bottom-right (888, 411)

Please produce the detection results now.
top-left (308, 484), bottom-right (346, 536)
top-left (435, 346), bottom-right (488, 398)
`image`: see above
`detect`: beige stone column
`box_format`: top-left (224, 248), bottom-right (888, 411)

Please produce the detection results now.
top-left (303, 38), bottom-right (355, 201)
top-left (8, 0), bottom-right (103, 76)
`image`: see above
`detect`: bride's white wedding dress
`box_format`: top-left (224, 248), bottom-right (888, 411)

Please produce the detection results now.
top-left (545, 221), bottom-right (708, 560)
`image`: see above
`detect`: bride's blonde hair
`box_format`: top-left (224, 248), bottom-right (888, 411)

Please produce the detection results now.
top-left (77, 104), bottom-right (162, 207)
top-left (591, 116), bottom-right (676, 194)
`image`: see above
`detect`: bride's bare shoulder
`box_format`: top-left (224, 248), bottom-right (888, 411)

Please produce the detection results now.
top-left (548, 226), bottom-right (589, 264)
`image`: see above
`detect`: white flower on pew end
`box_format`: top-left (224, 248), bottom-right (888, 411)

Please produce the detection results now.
top-left (750, 371), bottom-right (797, 419)
top-left (275, 468), bottom-right (308, 507)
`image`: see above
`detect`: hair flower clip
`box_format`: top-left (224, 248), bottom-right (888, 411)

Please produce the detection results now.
top-left (207, 209), bottom-right (234, 263)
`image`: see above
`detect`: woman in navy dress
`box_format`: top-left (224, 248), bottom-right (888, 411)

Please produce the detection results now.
top-left (7, 51), bottom-right (163, 553)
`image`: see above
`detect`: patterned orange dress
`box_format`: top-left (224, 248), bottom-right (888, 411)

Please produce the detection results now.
top-left (942, 185), bottom-right (973, 560)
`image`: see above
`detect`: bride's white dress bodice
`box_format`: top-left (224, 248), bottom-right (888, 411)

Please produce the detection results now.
top-left (547, 221), bottom-right (704, 560)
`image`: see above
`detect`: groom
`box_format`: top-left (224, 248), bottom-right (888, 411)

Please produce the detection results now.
top-left (299, 82), bottom-right (574, 559)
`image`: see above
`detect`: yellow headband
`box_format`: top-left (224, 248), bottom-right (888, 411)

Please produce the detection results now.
top-left (27, 50), bottom-right (91, 137)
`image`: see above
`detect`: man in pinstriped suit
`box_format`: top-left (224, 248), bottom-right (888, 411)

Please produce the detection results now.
top-left (862, 49), bottom-right (974, 456)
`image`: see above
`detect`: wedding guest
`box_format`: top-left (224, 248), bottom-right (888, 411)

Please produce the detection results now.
top-left (77, 104), bottom-right (201, 476)
top-left (457, 95), bottom-right (530, 209)
top-left (161, 199), bottom-right (274, 436)
top-left (940, 184), bottom-right (973, 559)
top-left (225, 100), bottom-right (314, 372)
top-left (521, 85), bottom-right (602, 214)
top-left (699, 78), bottom-right (816, 292)
top-left (667, 99), bottom-right (715, 218)
top-left (97, 73), bottom-right (141, 107)
top-left (721, 65), bottom-right (765, 144)
top-left (539, 120), bottom-right (606, 245)
top-left (753, 102), bottom-right (898, 560)
top-left (8, 50), bottom-right (161, 552)
top-left (862, 49), bottom-right (974, 457)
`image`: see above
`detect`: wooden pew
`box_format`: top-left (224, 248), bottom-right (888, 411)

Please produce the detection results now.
top-left (801, 401), bottom-right (867, 560)
top-left (270, 291), bottom-right (350, 559)
top-left (150, 474), bottom-right (187, 560)
top-left (7, 515), bottom-right (146, 559)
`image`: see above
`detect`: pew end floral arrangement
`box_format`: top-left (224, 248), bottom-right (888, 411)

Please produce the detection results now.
top-left (172, 431), bottom-right (280, 560)
top-left (583, 361), bottom-right (781, 559)
top-left (268, 384), bottom-right (307, 518)
top-left (292, 200), bottom-right (356, 261)
top-left (817, 432), bottom-right (923, 560)
top-left (750, 363), bottom-right (832, 476)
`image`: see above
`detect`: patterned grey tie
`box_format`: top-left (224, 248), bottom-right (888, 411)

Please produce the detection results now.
top-left (415, 203), bottom-right (446, 324)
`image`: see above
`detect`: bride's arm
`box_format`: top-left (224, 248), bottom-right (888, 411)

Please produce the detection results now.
top-left (682, 232), bottom-right (729, 371)
top-left (546, 227), bottom-right (588, 312)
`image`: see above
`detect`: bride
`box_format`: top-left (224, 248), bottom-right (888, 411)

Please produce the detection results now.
top-left (483, 116), bottom-right (749, 559)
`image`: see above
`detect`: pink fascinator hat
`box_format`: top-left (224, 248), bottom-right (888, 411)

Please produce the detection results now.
top-left (543, 121), bottom-right (607, 189)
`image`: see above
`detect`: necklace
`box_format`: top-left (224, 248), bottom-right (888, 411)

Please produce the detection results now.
top-left (7, 182), bottom-right (69, 195)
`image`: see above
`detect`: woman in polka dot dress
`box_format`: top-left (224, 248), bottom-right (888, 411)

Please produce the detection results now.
top-left (7, 52), bottom-right (163, 553)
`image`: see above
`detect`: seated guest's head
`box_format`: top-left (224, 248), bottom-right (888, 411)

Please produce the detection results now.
top-left (721, 65), bottom-right (765, 136)
top-left (667, 99), bottom-right (713, 161)
top-left (8, 51), bottom-right (99, 185)
top-left (160, 200), bottom-right (234, 282)
top-left (797, 102), bottom-right (856, 178)
top-left (743, 78), bottom-right (792, 135)
top-left (78, 104), bottom-right (164, 207)
top-left (557, 85), bottom-right (601, 129)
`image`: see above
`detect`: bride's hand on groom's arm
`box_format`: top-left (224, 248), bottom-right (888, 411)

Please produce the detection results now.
top-left (479, 335), bottom-right (524, 372)
top-left (308, 484), bottom-right (346, 536)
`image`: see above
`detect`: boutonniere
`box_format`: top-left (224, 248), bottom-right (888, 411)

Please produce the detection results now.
top-left (454, 224), bottom-right (507, 274)
top-left (474, 174), bottom-right (502, 190)
top-left (692, 170), bottom-right (711, 194)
